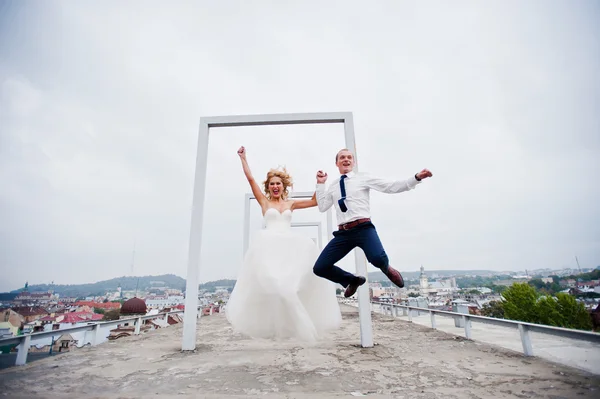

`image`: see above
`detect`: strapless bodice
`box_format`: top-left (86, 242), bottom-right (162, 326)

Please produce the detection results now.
top-left (263, 208), bottom-right (292, 230)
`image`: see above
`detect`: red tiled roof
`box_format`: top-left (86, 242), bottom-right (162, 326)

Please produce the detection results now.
top-left (60, 313), bottom-right (86, 323)
top-left (11, 306), bottom-right (49, 317)
top-left (59, 312), bottom-right (104, 324)
top-left (74, 301), bottom-right (121, 310)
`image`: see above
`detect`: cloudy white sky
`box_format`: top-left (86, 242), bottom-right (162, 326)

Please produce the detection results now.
top-left (0, 0), bottom-right (598, 292)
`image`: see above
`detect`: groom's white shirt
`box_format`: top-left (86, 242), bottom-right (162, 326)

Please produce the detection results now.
top-left (315, 171), bottom-right (421, 225)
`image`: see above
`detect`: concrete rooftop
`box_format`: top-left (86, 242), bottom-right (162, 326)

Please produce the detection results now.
top-left (367, 302), bottom-right (600, 375)
top-left (1, 304), bottom-right (599, 398)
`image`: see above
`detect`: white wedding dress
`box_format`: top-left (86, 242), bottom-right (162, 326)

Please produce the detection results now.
top-left (226, 208), bottom-right (342, 341)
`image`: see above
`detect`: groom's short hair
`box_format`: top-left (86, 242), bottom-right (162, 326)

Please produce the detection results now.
top-left (335, 148), bottom-right (353, 163)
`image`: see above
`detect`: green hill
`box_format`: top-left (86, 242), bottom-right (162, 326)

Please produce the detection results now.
top-left (11, 274), bottom-right (186, 298)
top-left (199, 279), bottom-right (236, 292)
top-left (7, 275), bottom-right (240, 298)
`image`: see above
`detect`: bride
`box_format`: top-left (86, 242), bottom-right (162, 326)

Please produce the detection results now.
top-left (226, 146), bottom-right (342, 341)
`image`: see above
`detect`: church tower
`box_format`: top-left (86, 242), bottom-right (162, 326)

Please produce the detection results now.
top-left (419, 265), bottom-right (428, 290)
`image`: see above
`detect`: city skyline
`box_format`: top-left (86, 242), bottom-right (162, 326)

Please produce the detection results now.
top-left (4, 263), bottom-right (598, 294)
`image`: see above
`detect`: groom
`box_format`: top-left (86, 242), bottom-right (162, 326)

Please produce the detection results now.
top-left (313, 148), bottom-right (433, 297)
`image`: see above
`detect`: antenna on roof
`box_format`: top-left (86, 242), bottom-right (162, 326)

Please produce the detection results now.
top-left (130, 239), bottom-right (136, 276)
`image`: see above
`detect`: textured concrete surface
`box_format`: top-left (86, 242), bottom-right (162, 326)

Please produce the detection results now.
top-left (368, 302), bottom-right (600, 375)
top-left (1, 305), bottom-right (599, 398)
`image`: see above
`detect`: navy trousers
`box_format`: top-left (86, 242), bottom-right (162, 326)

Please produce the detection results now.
top-left (313, 221), bottom-right (389, 287)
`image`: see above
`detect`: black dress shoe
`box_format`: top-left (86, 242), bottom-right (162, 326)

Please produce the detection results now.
top-left (344, 276), bottom-right (366, 297)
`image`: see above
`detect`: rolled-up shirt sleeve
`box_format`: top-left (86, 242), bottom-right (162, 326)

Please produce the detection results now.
top-left (316, 183), bottom-right (333, 212)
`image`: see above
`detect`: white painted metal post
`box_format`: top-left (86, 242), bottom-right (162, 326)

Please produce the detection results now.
top-left (430, 312), bottom-right (437, 329)
top-left (344, 115), bottom-right (373, 348)
top-left (134, 317), bottom-right (142, 335)
top-left (182, 120), bottom-right (209, 351)
top-left (91, 323), bottom-right (102, 345)
top-left (15, 335), bottom-right (31, 366)
top-left (463, 316), bottom-right (472, 339)
top-left (518, 324), bottom-right (534, 356)
top-left (408, 307), bottom-right (413, 322)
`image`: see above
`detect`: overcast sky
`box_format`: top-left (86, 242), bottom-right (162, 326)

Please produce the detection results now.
top-left (0, 0), bottom-right (598, 292)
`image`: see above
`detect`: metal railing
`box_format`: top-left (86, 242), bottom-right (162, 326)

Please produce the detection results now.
top-left (339, 297), bottom-right (600, 357)
top-left (0, 308), bottom-right (196, 367)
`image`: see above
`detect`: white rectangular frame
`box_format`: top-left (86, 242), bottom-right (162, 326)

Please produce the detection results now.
top-left (244, 191), bottom-right (334, 254)
top-left (182, 112), bottom-right (373, 351)
top-left (291, 222), bottom-right (323, 250)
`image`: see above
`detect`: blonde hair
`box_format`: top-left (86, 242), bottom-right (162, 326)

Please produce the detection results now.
top-left (263, 167), bottom-right (293, 200)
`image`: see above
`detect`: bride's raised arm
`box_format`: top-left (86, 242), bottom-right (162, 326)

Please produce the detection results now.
top-left (238, 146), bottom-right (268, 207)
top-left (290, 192), bottom-right (317, 210)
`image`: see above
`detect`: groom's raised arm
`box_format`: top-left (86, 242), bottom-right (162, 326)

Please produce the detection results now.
top-left (315, 170), bottom-right (333, 212)
top-left (364, 168), bottom-right (433, 194)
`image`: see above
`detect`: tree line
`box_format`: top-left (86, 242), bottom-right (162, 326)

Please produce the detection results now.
top-left (481, 283), bottom-right (593, 331)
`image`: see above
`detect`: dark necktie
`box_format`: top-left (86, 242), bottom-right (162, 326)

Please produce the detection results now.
top-left (338, 174), bottom-right (348, 212)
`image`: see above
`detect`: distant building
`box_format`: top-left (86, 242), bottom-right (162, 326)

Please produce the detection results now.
top-left (145, 295), bottom-right (184, 310)
top-left (419, 266), bottom-right (428, 291)
top-left (560, 279), bottom-right (577, 288)
top-left (0, 322), bottom-right (16, 338)
top-left (73, 301), bottom-right (121, 311)
top-left (419, 266), bottom-right (458, 296)
top-left (57, 312), bottom-right (103, 324)
top-left (120, 297), bottom-right (147, 317)
top-left (0, 312), bottom-right (20, 336)
top-left (369, 282), bottom-right (402, 300)
top-left (14, 291), bottom-right (56, 305)
top-left (5, 306), bottom-right (49, 323)
top-left (28, 333), bottom-right (77, 354)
